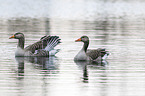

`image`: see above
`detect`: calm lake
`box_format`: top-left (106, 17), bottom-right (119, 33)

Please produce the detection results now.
top-left (1, 0), bottom-right (145, 96)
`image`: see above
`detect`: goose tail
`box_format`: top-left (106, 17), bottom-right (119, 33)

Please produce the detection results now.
top-left (101, 49), bottom-right (109, 60)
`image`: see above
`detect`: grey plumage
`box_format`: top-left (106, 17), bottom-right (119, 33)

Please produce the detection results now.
top-left (87, 48), bottom-right (109, 61)
top-left (9, 32), bottom-right (61, 57)
top-left (74, 36), bottom-right (109, 61)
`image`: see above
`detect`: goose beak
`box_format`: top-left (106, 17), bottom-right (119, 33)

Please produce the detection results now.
top-left (9, 35), bottom-right (15, 39)
top-left (75, 38), bottom-right (81, 42)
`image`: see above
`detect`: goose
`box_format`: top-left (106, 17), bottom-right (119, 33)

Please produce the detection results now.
top-left (74, 36), bottom-right (109, 62)
top-left (9, 32), bottom-right (61, 57)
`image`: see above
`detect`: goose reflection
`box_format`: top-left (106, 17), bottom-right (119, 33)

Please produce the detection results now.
top-left (91, 60), bottom-right (109, 67)
top-left (15, 56), bottom-right (59, 76)
top-left (24, 56), bottom-right (59, 71)
top-left (74, 61), bottom-right (89, 83)
top-left (74, 60), bottom-right (108, 83)
top-left (15, 57), bottom-right (25, 77)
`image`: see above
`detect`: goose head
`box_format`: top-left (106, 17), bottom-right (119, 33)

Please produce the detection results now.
top-left (9, 32), bottom-right (24, 39)
top-left (9, 32), bottom-right (25, 49)
top-left (75, 36), bottom-right (89, 52)
top-left (75, 36), bottom-right (89, 43)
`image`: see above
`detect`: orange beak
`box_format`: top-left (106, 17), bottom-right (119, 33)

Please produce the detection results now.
top-left (9, 35), bottom-right (15, 39)
top-left (75, 38), bottom-right (81, 42)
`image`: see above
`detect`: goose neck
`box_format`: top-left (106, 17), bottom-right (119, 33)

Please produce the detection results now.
top-left (18, 37), bottom-right (25, 49)
top-left (82, 42), bottom-right (89, 52)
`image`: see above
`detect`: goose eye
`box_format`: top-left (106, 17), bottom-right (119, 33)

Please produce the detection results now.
top-left (81, 38), bottom-right (84, 40)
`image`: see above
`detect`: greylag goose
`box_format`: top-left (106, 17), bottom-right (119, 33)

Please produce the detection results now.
top-left (74, 36), bottom-right (109, 61)
top-left (9, 32), bottom-right (61, 57)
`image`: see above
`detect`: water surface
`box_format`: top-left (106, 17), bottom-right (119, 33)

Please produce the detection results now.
top-left (1, 0), bottom-right (145, 96)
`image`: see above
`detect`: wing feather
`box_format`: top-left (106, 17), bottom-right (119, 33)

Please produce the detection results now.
top-left (24, 35), bottom-right (61, 54)
top-left (86, 48), bottom-right (108, 60)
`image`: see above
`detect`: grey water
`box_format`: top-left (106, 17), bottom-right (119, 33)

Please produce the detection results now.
top-left (1, 0), bottom-right (145, 96)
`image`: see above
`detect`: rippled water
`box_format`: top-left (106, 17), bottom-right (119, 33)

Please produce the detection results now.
top-left (1, 0), bottom-right (145, 96)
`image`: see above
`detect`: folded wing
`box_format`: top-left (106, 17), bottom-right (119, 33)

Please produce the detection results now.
top-left (86, 48), bottom-right (109, 61)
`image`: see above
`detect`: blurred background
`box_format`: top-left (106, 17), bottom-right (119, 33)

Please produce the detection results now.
top-left (1, 0), bottom-right (145, 96)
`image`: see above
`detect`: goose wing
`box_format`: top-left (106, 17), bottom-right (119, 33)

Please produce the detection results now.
top-left (86, 48), bottom-right (108, 60)
top-left (24, 35), bottom-right (61, 54)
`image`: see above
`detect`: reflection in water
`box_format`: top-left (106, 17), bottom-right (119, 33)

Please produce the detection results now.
top-left (15, 57), bottom-right (25, 78)
top-left (86, 61), bottom-right (109, 96)
top-left (7, 18), bottom-right (50, 33)
top-left (98, 68), bottom-right (108, 96)
top-left (15, 56), bottom-right (59, 96)
top-left (44, 18), bottom-right (50, 34)
top-left (91, 60), bottom-right (109, 67)
top-left (15, 56), bottom-right (59, 77)
top-left (74, 61), bottom-right (89, 83)
top-left (74, 60), bottom-right (108, 83)
top-left (83, 65), bottom-right (88, 82)
top-left (25, 56), bottom-right (59, 71)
